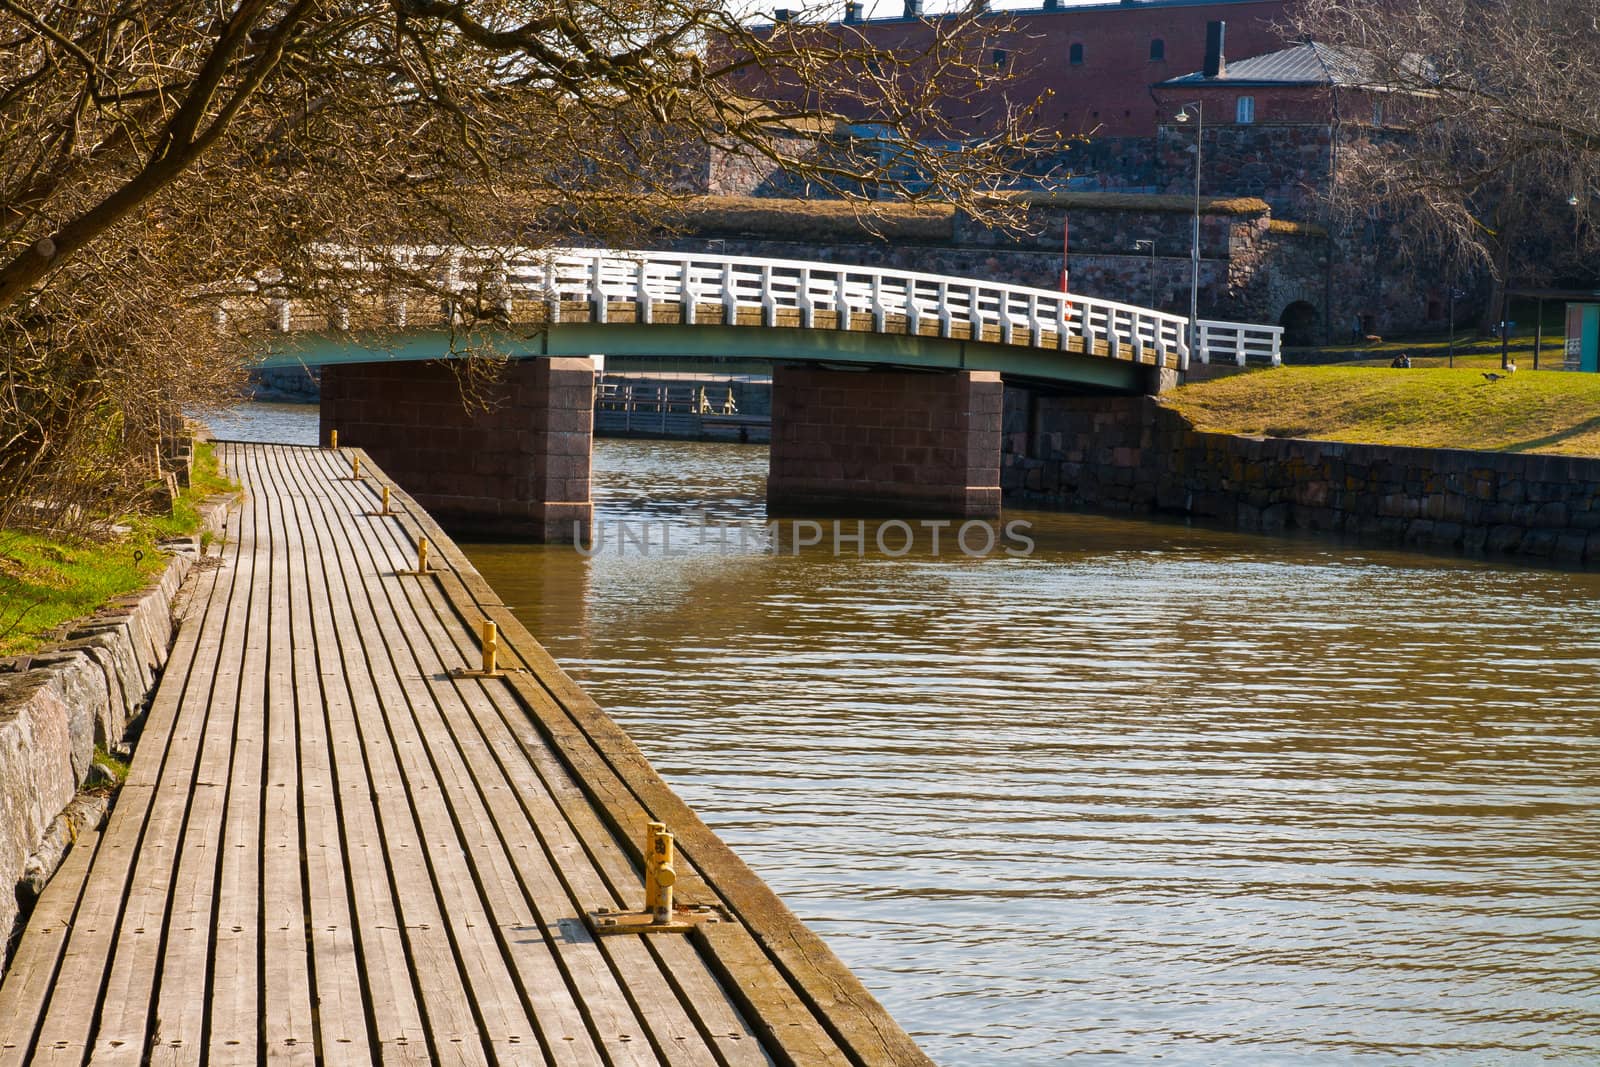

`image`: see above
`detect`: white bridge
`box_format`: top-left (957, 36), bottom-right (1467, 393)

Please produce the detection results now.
top-left (252, 246), bottom-right (1283, 381)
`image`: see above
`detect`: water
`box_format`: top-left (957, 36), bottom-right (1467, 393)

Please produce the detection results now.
top-left (205, 401), bottom-right (319, 445)
top-left (215, 408), bottom-right (1600, 1064)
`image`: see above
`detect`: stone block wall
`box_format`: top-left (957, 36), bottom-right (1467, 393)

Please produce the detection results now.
top-left (320, 358), bottom-right (595, 541)
top-left (769, 366), bottom-right (1003, 517)
top-left (1003, 390), bottom-right (1600, 562)
top-left (1156, 123), bottom-right (1335, 217)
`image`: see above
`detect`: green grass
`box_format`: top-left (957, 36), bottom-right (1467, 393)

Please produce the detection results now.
top-left (0, 442), bottom-right (237, 656)
top-left (1166, 366), bottom-right (1600, 455)
top-left (92, 745), bottom-right (130, 785)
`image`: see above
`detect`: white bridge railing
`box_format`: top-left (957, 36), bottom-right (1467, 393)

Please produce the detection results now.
top-left (273, 246), bottom-right (1283, 369)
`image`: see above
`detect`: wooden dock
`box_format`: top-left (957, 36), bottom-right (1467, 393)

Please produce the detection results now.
top-left (0, 443), bottom-right (930, 1067)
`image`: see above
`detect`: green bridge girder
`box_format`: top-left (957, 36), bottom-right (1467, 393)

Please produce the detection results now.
top-left (253, 322), bottom-right (1154, 393)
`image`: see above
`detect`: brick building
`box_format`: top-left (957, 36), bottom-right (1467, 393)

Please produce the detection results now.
top-left (761, 0), bottom-right (1292, 139)
top-left (722, 4), bottom-right (1451, 342)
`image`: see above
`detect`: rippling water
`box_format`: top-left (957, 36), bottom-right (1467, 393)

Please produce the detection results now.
top-left (469, 439), bottom-right (1600, 1066)
top-left (215, 408), bottom-right (1600, 1063)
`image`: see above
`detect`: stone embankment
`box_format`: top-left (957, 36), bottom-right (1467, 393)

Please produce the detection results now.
top-left (1004, 393), bottom-right (1600, 562)
top-left (0, 497), bottom-right (232, 974)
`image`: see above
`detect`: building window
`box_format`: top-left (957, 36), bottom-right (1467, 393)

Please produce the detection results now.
top-left (1150, 38), bottom-right (1165, 61)
top-left (1069, 42), bottom-right (1084, 65)
top-left (993, 48), bottom-right (1008, 70)
top-left (1236, 96), bottom-right (1255, 123)
top-left (1372, 101), bottom-right (1384, 125)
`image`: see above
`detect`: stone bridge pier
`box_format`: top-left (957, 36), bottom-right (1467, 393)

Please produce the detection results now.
top-left (320, 358), bottom-right (595, 541)
top-left (766, 365), bottom-right (1004, 517)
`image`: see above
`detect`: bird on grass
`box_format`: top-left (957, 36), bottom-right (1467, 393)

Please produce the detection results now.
top-left (1482, 361), bottom-right (1518, 383)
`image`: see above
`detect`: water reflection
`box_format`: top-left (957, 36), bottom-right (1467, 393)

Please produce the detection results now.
top-left (468, 438), bottom-right (1600, 1066)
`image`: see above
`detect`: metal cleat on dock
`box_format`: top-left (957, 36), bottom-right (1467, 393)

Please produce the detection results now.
top-left (589, 822), bottom-right (728, 936)
top-left (449, 620), bottom-right (523, 680)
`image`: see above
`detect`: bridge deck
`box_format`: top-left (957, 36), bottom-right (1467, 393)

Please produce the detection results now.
top-left (0, 444), bottom-right (926, 1067)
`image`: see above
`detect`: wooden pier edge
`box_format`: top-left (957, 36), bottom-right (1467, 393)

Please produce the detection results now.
top-left (348, 447), bottom-right (934, 1067)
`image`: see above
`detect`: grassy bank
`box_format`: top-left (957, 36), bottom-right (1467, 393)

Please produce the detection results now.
top-left (1166, 366), bottom-right (1600, 456)
top-left (0, 442), bottom-right (236, 656)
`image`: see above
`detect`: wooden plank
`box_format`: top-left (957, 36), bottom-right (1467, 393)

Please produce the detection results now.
top-left (348, 462), bottom-right (802, 1067)
top-left (303, 447), bottom-right (608, 1065)
top-left (265, 442), bottom-right (377, 1065)
top-left (277, 446), bottom-right (435, 1067)
top-left (145, 449), bottom-right (271, 1066)
top-left (360, 455), bottom-right (928, 1066)
top-left (80, 496), bottom-right (252, 1066)
top-left (22, 498), bottom-right (234, 1064)
top-left (258, 447), bottom-right (319, 1065)
top-left (11, 441), bottom-right (921, 1067)
top-left (205, 445), bottom-right (270, 1062)
top-left (354, 514), bottom-right (709, 1067)
top-left (0, 830), bottom-right (102, 1067)
top-left (379, 555), bottom-right (738, 1067)
top-left (285, 449), bottom-right (492, 1066)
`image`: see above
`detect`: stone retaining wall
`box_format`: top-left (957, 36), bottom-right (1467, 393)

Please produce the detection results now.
top-left (0, 497), bottom-right (231, 975)
top-left (1003, 392), bottom-right (1600, 562)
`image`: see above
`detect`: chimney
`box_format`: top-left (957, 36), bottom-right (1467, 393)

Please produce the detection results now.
top-left (1044, 0), bottom-right (1059, 9)
top-left (905, 0), bottom-right (922, 16)
top-left (775, 7), bottom-right (791, 21)
top-left (844, 1), bottom-right (862, 22)
top-left (1204, 20), bottom-right (1226, 78)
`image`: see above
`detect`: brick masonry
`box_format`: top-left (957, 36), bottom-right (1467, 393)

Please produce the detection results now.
top-left (769, 366), bottom-right (1004, 517)
top-left (320, 358), bottom-right (595, 541)
top-left (1003, 390), bottom-right (1600, 562)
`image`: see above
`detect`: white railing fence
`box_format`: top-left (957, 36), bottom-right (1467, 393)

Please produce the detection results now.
top-left (245, 246), bottom-right (1283, 369)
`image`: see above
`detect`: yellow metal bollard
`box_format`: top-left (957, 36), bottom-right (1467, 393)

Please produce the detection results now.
top-left (649, 826), bottom-right (678, 925)
top-left (329, 429), bottom-right (338, 450)
top-left (351, 453), bottom-right (361, 479)
top-left (397, 534), bottom-right (433, 577)
top-left (587, 818), bottom-right (723, 935)
top-left (367, 484), bottom-right (395, 517)
top-left (451, 616), bottom-right (508, 678)
top-left (643, 821), bottom-right (667, 912)
top-left (480, 619), bottom-right (499, 675)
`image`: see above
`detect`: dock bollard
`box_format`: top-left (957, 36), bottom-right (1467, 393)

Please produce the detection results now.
top-left (328, 429), bottom-right (338, 450)
top-left (480, 620), bottom-right (499, 675)
top-left (450, 616), bottom-right (508, 679)
top-left (397, 534), bottom-right (433, 577)
top-left (367, 484), bottom-right (396, 517)
top-left (586, 819), bottom-right (723, 936)
top-left (646, 823), bottom-right (677, 925)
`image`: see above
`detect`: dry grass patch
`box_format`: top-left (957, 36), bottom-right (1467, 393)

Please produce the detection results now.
top-left (1166, 366), bottom-right (1600, 456)
top-left (998, 190), bottom-right (1272, 215)
top-left (668, 196), bottom-right (956, 243)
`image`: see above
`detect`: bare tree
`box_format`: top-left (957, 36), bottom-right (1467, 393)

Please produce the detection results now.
top-left (0, 0), bottom-right (1052, 531)
top-left (1292, 0), bottom-right (1600, 310)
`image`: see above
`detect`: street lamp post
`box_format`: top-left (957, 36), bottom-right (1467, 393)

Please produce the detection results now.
top-left (1134, 240), bottom-right (1157, 309)
top-left (1176, 102), bottom-right (1203, 369)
